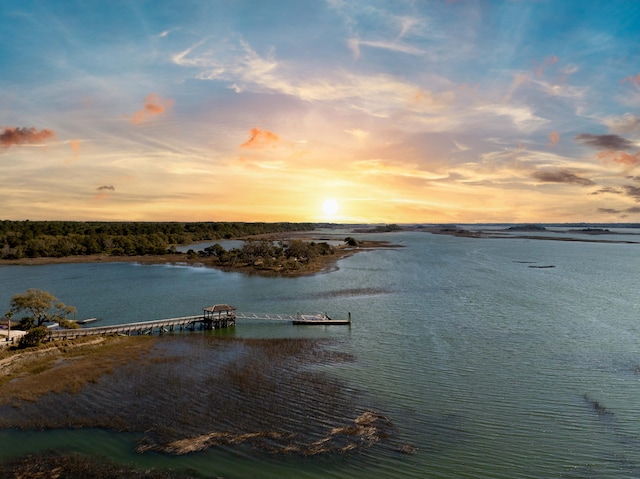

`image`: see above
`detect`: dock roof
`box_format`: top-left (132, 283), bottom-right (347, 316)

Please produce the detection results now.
top-left (203, 304), bottom-right (237, 313)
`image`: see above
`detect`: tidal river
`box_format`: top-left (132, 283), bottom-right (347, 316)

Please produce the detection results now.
top-left (1, 230), bottom-right (640, 478)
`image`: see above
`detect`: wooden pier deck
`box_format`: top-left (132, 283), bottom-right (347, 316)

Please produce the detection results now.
top-left (47, 304), bottom-right (237, 340)
top-left (45, 306), bottom-right (350, 341)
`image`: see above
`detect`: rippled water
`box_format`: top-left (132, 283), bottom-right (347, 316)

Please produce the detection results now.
top-left (2, 231), bottom-right (640, 478)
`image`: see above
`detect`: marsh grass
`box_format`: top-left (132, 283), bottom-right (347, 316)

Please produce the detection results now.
top-left (0, 451), bottom-right (205, 479)
top-left (0, 334), bottom-right (407, 457)
top-left (0, 336), bottom-right (155, 403)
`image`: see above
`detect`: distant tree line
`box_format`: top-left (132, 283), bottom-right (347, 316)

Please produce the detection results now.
top-left (0, 221), bottom-right (315, 259)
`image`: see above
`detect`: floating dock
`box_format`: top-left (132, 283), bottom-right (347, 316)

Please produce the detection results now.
top-left (292, 312), bottom-right (351, 325)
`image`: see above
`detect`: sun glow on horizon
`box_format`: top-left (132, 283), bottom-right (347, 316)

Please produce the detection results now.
top-left (322, 198), bottom-right (339, 218)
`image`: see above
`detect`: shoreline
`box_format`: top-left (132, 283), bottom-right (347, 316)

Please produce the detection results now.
top-left (422, 225), bottom-right (640, 243)
top-left (0, 240), bottom-right (399, 276)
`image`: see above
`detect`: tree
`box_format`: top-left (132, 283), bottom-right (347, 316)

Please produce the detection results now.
top-left (18, 326), bottom-right (48, 348)
top-left (9, 288), bottom-right (77, 328)
top-left (344, 237), bottom-right (358, 247)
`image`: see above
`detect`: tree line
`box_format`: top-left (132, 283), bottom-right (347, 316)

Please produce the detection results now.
top-left (0, 221), bottom-right (315, 259)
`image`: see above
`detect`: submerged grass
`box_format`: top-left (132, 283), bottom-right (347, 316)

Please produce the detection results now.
top-left (0, 334), bottom-right (410, 458)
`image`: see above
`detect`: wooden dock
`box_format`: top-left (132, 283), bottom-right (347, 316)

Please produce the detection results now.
top-left (47, 304), bottom-right (237, 340)
top-left (45, 305), bottom-right (350, 341)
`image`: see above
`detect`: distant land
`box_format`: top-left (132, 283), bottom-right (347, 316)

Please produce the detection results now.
top-left (1, 221), bottom-right (639, 273)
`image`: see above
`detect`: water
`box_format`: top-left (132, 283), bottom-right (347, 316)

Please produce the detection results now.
top-left (2, 231), bottom-right (640, 478)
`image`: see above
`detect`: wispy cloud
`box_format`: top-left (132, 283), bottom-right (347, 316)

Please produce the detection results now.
top-left (548, 131), bottom-right (560, 145)
top-left (0, 127), bottom-right (55, 149)
top-left (604, 114), bottom-right (640, 137)
top-left (536, 55), bottom-right (558, 77)
top-left (66, 139), bottom-right (81, 164)
top-left (348, 38), bottom-right (425, 59)
top-left (621, 73), bottom-right (640, 89)
top-left (172, 37), bottom-right (452, 119)
top-left (596, 150), bottom-right (640, 166)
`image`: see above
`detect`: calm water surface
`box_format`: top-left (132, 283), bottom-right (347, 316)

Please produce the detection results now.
top-left (1, 231), bottom-right (640, 478)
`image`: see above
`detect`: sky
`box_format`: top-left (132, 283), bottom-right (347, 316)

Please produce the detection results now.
top-left (2, 1), bottom-right (640, 224)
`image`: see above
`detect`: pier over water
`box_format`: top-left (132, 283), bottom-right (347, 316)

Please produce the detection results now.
top-left (47, 304), bottom-right (238, 340)
top-left (46, 304), bottom-right (350, 340)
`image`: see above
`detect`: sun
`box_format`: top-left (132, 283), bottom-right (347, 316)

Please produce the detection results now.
top-left (322, 198), bottom-right (339, 217)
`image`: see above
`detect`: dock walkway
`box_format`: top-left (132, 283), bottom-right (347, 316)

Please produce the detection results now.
top-left (47, 303), bottom-right (238, 340)
top-left (45, 305), bottom-right (349, 341)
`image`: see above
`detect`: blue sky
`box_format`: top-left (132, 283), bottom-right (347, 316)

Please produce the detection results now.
top-left (2, 0), bottom-right (640, 223)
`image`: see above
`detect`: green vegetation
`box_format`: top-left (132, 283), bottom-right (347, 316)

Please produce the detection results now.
top-left (344, 236), bottom-right (358, 246)
top-left (9, 288), bottom-right (77, 329)
top-left (197, 239), bottom-right (336, 272)
top-left (17, 326), bottom-right (49, 348)
top-left (0, 220), bottom-right (315, 259)
top-left (369, 224), bottom-right (403, 233)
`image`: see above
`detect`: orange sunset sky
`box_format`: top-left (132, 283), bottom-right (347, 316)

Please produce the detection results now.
top-left (2, 1), bottom-right (640, 224)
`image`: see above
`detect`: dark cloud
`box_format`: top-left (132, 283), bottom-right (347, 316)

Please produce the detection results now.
top-left (597, 206), bottom-right (640, 215)
top-left (0, 127), bottom-right (55, 148)
top-left (623, 185), bottom-right (640, 200)
top-left (532, 169), bottom-right (595, 186)
top-left (575, 133), bottom-right (635, 151)
top-left (96, 185), bottom-right (115, 191)
top-left (590, 187), bottom-right (622, 195)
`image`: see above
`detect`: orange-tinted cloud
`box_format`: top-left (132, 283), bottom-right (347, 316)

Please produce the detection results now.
top-left (597, 150), bottom-right (640, 166)
top-left (548, 131), bottom-right (560, 145)
top-left (536, 55), bottom-right (558, 76)
top-left (131, 94), bottom-right (174, 124)
top-left (241, 127), bottom-right (280, 149)
top-left (0, 127), bottom-right (55, 148)
top-left (621, 73), bottom-right (640, 89)
top-left (66, 139), bottom-right (81, 164)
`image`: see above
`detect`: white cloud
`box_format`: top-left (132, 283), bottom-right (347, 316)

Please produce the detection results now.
top-left (604, 113), bottom-right (640, 137)
top-left (476, 104), bottom-right (549, 132)
top-left (172, 36), bottom-right (452, 119)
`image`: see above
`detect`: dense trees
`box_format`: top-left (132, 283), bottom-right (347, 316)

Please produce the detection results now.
top-left (199, 239), bottom-right (336, 272)
top-left (0, 221), bottom-right (315, 259)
